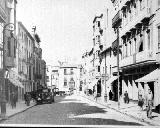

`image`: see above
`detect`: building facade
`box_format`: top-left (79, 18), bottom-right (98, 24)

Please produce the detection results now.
top-left (32, 31), bottom-right (42, 90)
top-left (17, 22), bottom-right (35, 95)
top-left (58, 62), bottom-right (80, 94)
top-left (0, 0), bottom-right (22, 104)
top-left (110, 0), bottom-right (160, 111)
top-left (41, 59), bottom-right (46, 87)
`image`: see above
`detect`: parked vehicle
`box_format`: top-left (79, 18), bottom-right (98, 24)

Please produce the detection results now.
top-left (35, 88), bottom-right (54, 104)
top-left (65, 90), bottom-right (71, 95)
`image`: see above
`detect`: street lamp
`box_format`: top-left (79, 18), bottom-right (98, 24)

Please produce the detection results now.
top-left (117, 26), bottom-right (120, 109)
top-left (0, 23), bottom-right (15, 118)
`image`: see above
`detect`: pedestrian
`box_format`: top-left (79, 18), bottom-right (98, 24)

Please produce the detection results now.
top-left (26, 92), bottom-right (31, 106)
top-left (10, 92), bottom-right (15, 109)
top-left (109, 90), bottom-right (113, 100)
top-left (138, 90), bottom-right (144, 110)
top-left (145, 89), bottom-right (153, 119)
top-left (94, 91), bottom-right (97, 101)
top-left (13, 92), bottom-right (17, 108)
top-left (24, 93), bottom-right (27, 104)
top-left (124, 91), bottom-right (129, 104)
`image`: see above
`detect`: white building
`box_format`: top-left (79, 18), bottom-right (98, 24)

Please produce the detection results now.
top-left (58, 62), bottom-right (81, 95)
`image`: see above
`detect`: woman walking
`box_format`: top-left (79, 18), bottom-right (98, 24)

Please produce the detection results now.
top-left (145, 89), bottom-right (153, 119)
top-left (138, 90), bottom-right (144, 110)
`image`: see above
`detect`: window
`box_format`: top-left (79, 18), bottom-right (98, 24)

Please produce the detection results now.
top-left (93, 25), bottom-right (95, 32)
top-left (93, 38), bottom-right (95, 46)
top-left (125, 43), bottom-right (127, 57)
top-left (142, 0), bottom-right (145, 9)
top-left (110, 65), bottom-right (112, 76)
top-left (147, 29), bottom-right (150, 50)
top-left (140, 0), bottom-right (142, 10)
top-left (158, 0), bottom-right (160, 8)
top-left (129, 41), bottom-right (132, 56)
top-left (98, 66), bottom-right (100, 72)
top-left (138, 35), bottom-right (144, 52)
top-left (64, 78), bottom-right (67, 87)
top-left (158, 26), bottom-right (160, 49)
top-left (98, 21), bottom-right (100, 27)
top-left (70, 68), bottom-right (74, 75)
top-left (64, 69), bottom-right (67, 75)
top-left (97, 35), bottom-right (100, 43)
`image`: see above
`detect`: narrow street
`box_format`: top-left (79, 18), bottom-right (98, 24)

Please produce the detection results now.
top-left (1, 95), bottom-right (148, 126)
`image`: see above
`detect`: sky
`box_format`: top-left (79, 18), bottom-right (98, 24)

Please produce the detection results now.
top-left (17, 0), bottom-right (107, 66)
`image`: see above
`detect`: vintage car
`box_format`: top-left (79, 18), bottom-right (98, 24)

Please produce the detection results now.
top-left (36, 88), bottom-right (54, 104)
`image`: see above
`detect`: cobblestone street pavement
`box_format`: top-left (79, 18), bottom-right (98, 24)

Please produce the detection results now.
top-left (0, 94), bottom-right (149, 126)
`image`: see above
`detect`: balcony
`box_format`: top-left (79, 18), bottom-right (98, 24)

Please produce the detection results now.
top-left (120, 3), bottom-right (150, 37)
top-left (0, 1), bottom-right (7, 22)
top-left (120, 50), bottom-right (156, 68)
top-left (112, 11), bottom-right (122, 28)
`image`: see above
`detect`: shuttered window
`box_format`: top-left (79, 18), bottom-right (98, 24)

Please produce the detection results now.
top-left (147, 29), bottom-right (150, 50)
top-left (64, 77), bottom-right (67, 87)
top-left (158, 26), bottom-right (160, 49)
top-left (158, 0), bottom-right (160, 8)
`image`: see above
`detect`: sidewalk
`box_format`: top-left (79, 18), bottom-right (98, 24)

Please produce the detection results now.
top-left (0, 100), bottom-right (36, 122)
top-left (79, 93), bottom-right (160, 126)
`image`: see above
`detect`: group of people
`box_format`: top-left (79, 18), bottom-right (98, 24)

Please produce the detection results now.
top-left (108, 89), bottom-right (153, 119)
top-left (138, 89), bottom-right (153, 119)
top-left (122, 89), bottom-right (153, 119)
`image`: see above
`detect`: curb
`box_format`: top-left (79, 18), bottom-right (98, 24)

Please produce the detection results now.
top-left (0, 103), bottom-right (36, 123)
top-left (79, 95), bottom-right (157, 126)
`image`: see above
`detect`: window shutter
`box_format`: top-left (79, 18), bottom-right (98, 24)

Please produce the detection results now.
top-left (158, 27), bottom-right (160, 49)
top-left (158, 0), bottom-right (160, 7)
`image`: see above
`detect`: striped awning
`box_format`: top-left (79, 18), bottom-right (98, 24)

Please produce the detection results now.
top-left (8, 78), bottom-right (24, 88)
top-left (135, 69), bottom-right (160, 83)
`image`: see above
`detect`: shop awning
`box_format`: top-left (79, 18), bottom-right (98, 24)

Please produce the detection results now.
top-left (135, 69), bottom-right (160, 83)
top-left (106, 76), bottom-right (118, 85)
top-left (88, 78), bottom-right (100, 89)
top-left (8, 78), bottom-right (24, 88)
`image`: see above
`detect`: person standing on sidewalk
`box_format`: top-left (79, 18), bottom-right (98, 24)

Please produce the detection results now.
top-left (13, 92), bottom-right (17, 108)
top-left (145, 89), bottom-right (153, 119)
top-left (124, 91), bottom-right (129, 104)
top-left (10, 92), bottom-right (15, 109)
top-left (26, 92), bottom-right (31, 106)
top-left (138, 90), bottom-right (144, 110)
top-left (109, 90), bottom-right (113, 100)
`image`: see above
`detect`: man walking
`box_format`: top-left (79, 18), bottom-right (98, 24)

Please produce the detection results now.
top-left (145, 89), bottom-right (153, 119)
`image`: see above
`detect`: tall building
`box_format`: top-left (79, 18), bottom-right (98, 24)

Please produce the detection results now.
top-left (17, 22), bottom-right (35, 95)
top-left (32, 30), bottom-right (42, 90)
top-left (0, 0), bottom-right (22, 104)
top-left (111, 0), bottom-right (160, 111)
